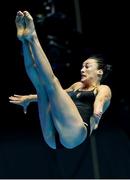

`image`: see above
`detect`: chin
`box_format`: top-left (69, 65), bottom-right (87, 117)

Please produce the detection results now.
top-left (80, 79), bottom-right (85, 84)
top-left (80, 79), bottom-right (84, 82)
top-left (81, 77), bottom-right (87, 82)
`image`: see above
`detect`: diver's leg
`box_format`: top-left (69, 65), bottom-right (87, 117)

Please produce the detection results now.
top-left (22, 11), bottom-right (88, 149)
top-left (16, 12), bottom-right (56, 149)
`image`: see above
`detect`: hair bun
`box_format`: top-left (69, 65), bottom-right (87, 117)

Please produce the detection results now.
top-left (106, 64), bottom-right (112, 72)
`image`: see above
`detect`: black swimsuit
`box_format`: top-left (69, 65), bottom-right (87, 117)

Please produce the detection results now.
top-left (68, 89), bottom-right (96, 128)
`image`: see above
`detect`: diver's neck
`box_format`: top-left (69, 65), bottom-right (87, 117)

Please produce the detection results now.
top-left (82, 81), bottom-right (100, 90)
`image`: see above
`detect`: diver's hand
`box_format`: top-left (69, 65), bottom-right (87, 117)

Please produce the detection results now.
top-left (90, 115), bottom-right (100, 135)
top-left (9, 94), bottom-right (31, 114)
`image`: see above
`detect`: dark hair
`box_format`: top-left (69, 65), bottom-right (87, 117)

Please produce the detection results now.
top-left (89, 54), bottom-right (112, 82)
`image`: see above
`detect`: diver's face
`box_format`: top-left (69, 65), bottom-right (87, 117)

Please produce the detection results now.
top-left (80, 58), bottom-right (99, 83)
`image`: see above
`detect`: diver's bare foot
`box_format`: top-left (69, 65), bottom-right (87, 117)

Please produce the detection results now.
top-left (15, 11), bottom-right (25, 41)
top-left (23, 11), bottom-right (37, 41)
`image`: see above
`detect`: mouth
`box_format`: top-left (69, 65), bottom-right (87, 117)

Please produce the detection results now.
top-left (81, 74), bottom-right (86, 78)
top-left (81, 75), bottom-right (87, 82)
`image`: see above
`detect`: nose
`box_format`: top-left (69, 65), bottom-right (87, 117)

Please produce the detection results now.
top-left (81, 67), bottom-right (85, 74)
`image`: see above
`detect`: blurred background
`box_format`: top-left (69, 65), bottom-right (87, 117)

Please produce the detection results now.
top-left (0, 0), bottom-right (130, 178)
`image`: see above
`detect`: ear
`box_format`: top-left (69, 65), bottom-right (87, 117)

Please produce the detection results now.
top-left (97, 69), bottom-right (103, 76)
